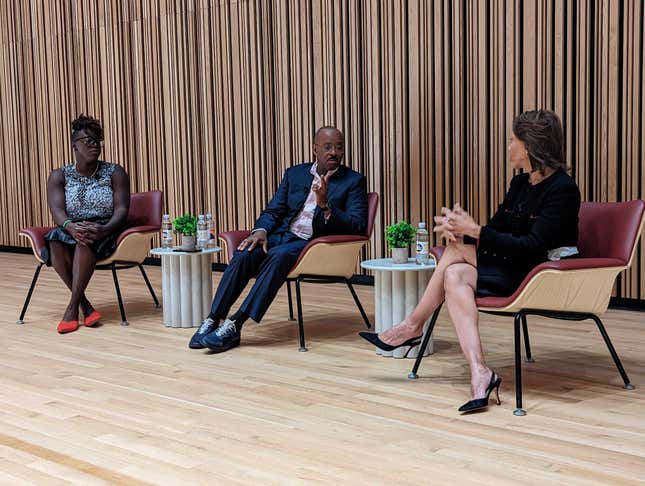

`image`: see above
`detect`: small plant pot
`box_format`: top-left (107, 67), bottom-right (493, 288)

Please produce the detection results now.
top-left (180, 235), bottom-right (196, 251)
top-left (391, 247), bottom-right (409, 264)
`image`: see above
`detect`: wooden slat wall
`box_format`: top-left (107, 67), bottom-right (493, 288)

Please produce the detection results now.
top-left (0, 0), bottom-right (643, 299)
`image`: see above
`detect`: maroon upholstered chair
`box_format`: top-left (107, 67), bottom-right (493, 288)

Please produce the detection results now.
top-left (18, 191), bottom-right (163, 326)
top-left (219, 192), bottom-right (379, 351)
top-left (408, 200), bottom-right (645, 415)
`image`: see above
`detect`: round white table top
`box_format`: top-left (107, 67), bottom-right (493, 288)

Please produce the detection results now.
top-left (150, 246), bottom-right (222, 256)
top-left (360, 257), bottom-right (436, 271)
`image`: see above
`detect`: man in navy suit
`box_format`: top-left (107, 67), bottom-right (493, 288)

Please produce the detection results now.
top-left (189, 126), bottom-right (368, 353)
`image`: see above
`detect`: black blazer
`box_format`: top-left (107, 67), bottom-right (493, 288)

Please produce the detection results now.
top-left (478, 169), bottom-right (581, 272)
top-left (254, 163), bottom-right (368, 239)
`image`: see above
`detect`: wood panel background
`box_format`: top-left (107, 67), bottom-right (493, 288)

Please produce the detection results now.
top-left (0, 0), bottom-right (643, 300)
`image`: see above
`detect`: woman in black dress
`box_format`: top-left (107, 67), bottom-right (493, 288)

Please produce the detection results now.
top-left (360, 110), bottom-right (581, 413)
top-left (45, 115), bottom-right (130, 334)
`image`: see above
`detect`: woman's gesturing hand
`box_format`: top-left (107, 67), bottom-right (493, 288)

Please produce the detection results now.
top-left (433, 207), bottom-right (459, 243)
top-left (447, 204), bottom-right (481, 239)
top-left (432, 204), bottom-right (482, 242)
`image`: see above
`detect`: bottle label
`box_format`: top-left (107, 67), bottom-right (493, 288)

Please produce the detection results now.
top-left (198, 230), bottom-right (209, 240)
top-left (162, 229), bottom-right (172, 239)
top-left (416, 241), bottom-right (429, 254)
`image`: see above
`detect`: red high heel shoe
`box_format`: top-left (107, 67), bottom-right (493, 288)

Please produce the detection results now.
top-left (57, 320), bottom-right (79, 334)
top-left (84, 310), bottom-right (102, 327)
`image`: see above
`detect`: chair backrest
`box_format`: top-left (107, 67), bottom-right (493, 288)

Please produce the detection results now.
top-left (578, 200), bottom-right (645, 265)
top-left (365, 192), bottom-right (379, 238)
top-left (126, 191), bottom-right (163, 229)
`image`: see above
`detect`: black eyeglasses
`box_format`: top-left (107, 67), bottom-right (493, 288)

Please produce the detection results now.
top-left (316, 142), bottom-right (344, 152)
top-left (76, 136), bottom-right (104, 148)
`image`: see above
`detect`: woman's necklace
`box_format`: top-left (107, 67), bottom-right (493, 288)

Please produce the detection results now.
top-left (75, 161), bottom-right (100, 178)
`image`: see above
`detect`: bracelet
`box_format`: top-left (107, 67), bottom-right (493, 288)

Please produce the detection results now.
top-left (62, 219), bottom-right (72, 228)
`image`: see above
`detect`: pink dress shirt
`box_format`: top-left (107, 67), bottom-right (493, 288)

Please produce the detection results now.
top-left (289, 162), bottom-right (335, 239)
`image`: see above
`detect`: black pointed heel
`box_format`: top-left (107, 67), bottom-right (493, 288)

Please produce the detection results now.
top-left (458, 371), bottom-right (502, 413)
top-left (358, 331), bottom-right (423, 352)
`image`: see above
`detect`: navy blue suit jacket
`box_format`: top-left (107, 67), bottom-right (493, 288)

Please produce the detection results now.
top-left (254, 163), bottom-right (368, 239)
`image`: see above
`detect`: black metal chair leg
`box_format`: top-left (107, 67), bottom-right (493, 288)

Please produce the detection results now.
top-left (521, 314), bottom-right (534, 363)
top-left (513, 312), bottom-right (526, 416)
top-left (408, 304), bottom-right (443, 379)
top-left (295, 278), bottom-right (307, 351)
top-left (344, 278), bottom-right (371, 329)
top-left (287, 280), bottom-right (295, 321)
top-left (591, 315), bottom-right (634, 390)
top-left (111, 263), bottom-right (129, 326)
top-left (138, 264), bottom-right (159, 308)
top-left (17, 263), bottom-right (44, 324)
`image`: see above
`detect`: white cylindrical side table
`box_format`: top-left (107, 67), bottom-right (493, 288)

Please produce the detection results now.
top-left (360, 258), bottom-right (437, 358)
top-left (150, 247), bottom-right (221, 328)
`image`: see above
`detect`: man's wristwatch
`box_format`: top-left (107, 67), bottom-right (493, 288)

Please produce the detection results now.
top-left (319, 202), bottom-right (330, 211)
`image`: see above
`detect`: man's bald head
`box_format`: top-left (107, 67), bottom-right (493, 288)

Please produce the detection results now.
top-left (314, 126), bottom-right (343, 143)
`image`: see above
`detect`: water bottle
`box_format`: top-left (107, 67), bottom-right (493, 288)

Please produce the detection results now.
top-left (206, 213), bottom-right (215, 248)
top-left (415, 222), bottom-right (430, 265)
top-left (197, 214), bottom-right (208, 250)
top-left (161, 214), bottom-right (173, 249)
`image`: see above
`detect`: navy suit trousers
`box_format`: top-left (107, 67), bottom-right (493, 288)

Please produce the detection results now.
top-left (209, 232), bottom-right (309, 322)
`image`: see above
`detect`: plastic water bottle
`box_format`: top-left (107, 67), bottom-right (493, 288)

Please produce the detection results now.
top-left (161, 214), bottom-right (173, 249)
top-left (415, 222), bottom-right (430, 265)
top-left (197, 214), bottom-right (208, 250)
top-left (206, 213), bottom-right (215, 248)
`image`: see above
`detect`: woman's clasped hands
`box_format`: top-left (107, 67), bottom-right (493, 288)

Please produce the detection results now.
top-left (432, 203), bottom-right (481, 242)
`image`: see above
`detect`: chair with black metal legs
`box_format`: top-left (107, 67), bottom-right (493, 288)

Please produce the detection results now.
top-left (18, 191), bottom-right (163, 326)
top-left (219, 192), bottom-right (379, 351)
top-left (407, 200), bottom-right (644, 415)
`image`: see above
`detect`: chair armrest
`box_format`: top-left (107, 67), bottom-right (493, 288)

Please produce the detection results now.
top-left (426, 246), bottom-right (620, 273)
top-left (219, 230), bottom-right (252, 262)
top-left (293, 235), bottom-right (368, 270)
top-left (19, 226), bottom-right (54, 260)
top-left (519, 257), bottom-right (625, 282)
top-left (300, 234), bottom-right (367, 251)
top-left (96, 226), bottom-right (159, 265)
top-left (288, 235), bottom-right (369, 279)
top-left (429, 246), bottom-right (446, 261)
top-left (116, 225), bottom-right (160, 245)
top-left (477, 257), bottom-right (628, 314)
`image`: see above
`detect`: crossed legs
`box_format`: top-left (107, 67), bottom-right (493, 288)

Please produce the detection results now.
top-left (49, 241), bottom-right (97, 322)
top-left (378, 241), bottom-right (493, 399)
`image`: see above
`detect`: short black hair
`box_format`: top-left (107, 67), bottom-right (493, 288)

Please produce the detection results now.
top-left (512, 110), bottom-right (566, 173)
top-left (71, 114), bottom-right (103, 141)
top-left (313, 126), bottom-right (342, 143)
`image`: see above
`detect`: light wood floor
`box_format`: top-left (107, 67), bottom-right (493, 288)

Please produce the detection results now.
top-left (1, 253), bottom-right (645, 485)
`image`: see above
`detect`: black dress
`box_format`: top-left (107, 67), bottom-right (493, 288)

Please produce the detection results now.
top-left (473, 170), bottom-right (581, 297)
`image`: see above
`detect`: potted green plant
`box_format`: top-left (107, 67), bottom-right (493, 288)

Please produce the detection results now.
top-left (173, 213), bottom-right (198, 251)
top-left (385, 221), bottom-right (416, 264)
